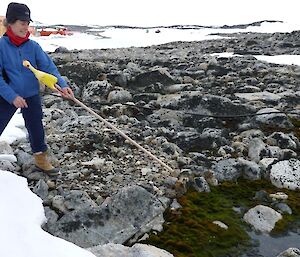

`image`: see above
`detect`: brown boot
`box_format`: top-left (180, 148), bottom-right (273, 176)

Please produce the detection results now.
top-left (34, 152), bottom-right (60, 177)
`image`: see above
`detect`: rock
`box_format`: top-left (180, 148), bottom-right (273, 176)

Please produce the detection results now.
top-left (248, 137), bottom-right (267, 163)
top-left (81, 158), bottom-right (106, 169)
top-left (54, 46), bottom-right (70, 53)
top-left (46, 186), bottom-right (166, 248)
top-left (266, 132), bottom-right (299, 151)
top-left (107, 89), bottom-right (133, 103)
top-left (164, 83), bottom-right (193, 93)
top-left (88, 244), bottom-right (128, 257)
top-left (237, 129), bottom-right (265, 143)
top-left (193, 177), bottom-right (210, 192)
top-left (259, 158), bottom-right (277, 175)
top-left (130, 69), bottom-right (176, 88)
top-left (273, 203), bottom-right (292, 215)
top-left (243, 205), bottom-right (282, 233)
top-left (254, 190), bottom-right (272, 203)
top-left (82, 80), bottom-right (113, 103)
top-left (172, 128), bottom-right (228, 152)
top-left (270, 159), bottom-right (300, 190)
top-left (212, 158), bottom-right (240, 182)
top-left (0, 141), bottom-right (14, 154)
top-left (44, 206), bottom-right (59, 225)
top-left (276, 247), bottom-right (300, 257)
top-left (212, 157), bottom-right (262, 182)
top-left (88, 243), bottom-right (174, 257)
top-left (212, 221), bottom-right (228, 230)
top-left (33, 179), bottom-right (49, 200)
top-left (253, 108), bottom-right (294, 129)
top-left (237, 158), bottom-right (262, 180)
top-left (15, 150), bottom-right (33, 170)
top-left (52, 195), bottom-right (68, 214)
top-left (63, 190), bottom-right (98, 210)
top-left (130, 244), bottom-right (174, 257)
top-left (0, 154), bottom-right (17, 162)
top-left (235, 91), bottom-right (281, 102)
top-left (147, 109), bottom-right (184, 127)
top-left (269, 192), bottom-right (288, 201)
top-left (0, 160), bottom-right (19, 172)
top-left (235, 85), bottom-right (261, 93)
top-left (108, 72), bottom-right (128, 87)
top-left (170, 199), bottom-right (181, 210)
top-left (267, 145), bottom-right (289, 160)
top-left (161, 92), bottom-right (255, 118)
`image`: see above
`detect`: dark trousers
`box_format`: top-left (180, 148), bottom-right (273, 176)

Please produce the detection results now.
top-left (0, 95), bottom-right (47, 153)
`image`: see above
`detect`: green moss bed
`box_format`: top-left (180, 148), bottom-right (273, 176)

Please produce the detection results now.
top-left (144, 179), bottom-right (300, 257)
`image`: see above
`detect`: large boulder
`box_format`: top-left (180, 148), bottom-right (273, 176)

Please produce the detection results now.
top-left (129, 69), bottom-right (176, 89)
top-left (46, 186), bottom-right (166, 248)
top-left (212, 157), bottom-right (262, 182)
top-left (159, 92), bottom-right (255, 117)
top-left (270, 159), bottom-right (300, 190)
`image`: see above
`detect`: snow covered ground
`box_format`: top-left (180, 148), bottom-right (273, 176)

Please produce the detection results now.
top-left (32, 21), bottom-right (300, 52)
top-left (0, 171), bottom-right (96, 257)
top-left (32, 21), bottom-right (300, 68)
top-left (211, 52), bottom-right (300, 66)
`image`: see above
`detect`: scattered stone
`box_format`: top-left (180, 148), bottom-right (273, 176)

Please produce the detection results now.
top-left (212, 220), bottom-right (228, 230)
top-left (273, 203), bottom-right (292, 215)
top-left (243, 205), bottom-right (282, 233)
top-left (269, 192), bottom-right (288, 201)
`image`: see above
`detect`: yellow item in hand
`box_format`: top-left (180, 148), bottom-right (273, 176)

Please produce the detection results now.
top-left (23, 60), bottom-right (58, 90)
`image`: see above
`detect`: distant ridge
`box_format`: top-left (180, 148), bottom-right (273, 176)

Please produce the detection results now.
top-left (35, 20), bottom-right (283, 33)
top-left (219, 20), bottom-right (282, 29)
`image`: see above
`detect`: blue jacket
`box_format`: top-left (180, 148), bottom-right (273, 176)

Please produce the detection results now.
top-left (0, 35), bottom-right (67, 103)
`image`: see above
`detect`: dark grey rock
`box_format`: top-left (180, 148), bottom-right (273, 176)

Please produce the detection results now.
top-left (46, 186), bottom-right (166, 248)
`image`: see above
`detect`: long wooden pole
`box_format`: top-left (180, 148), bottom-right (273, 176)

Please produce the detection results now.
top-left (71, 95), bottom-right (174, 172)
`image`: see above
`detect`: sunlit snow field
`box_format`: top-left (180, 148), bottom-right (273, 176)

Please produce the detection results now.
top-left (32, 21), bottom-right (300, 52)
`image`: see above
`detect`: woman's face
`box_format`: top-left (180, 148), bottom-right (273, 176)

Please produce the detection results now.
top-left (10, 20), bottom-right (30, 38)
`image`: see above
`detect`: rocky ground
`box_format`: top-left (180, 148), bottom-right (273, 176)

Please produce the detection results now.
top-left (1, 29), bottom-right (300, 256)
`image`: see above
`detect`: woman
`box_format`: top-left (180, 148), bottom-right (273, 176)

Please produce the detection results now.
top-left (0, 2), bottom-right (73, 176)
